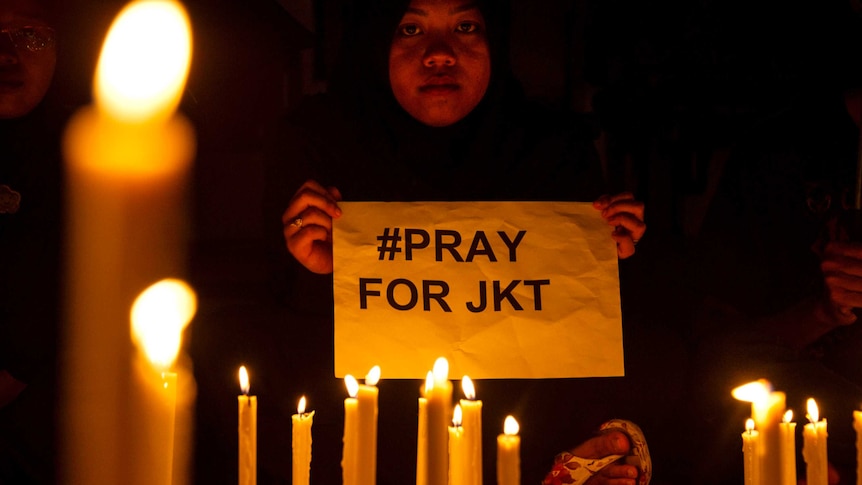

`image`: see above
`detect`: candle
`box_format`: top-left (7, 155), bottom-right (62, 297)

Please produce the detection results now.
top-left (342, 366), bottom-right (380, 485)
top-left (417, 371), bottom-right (432, 485)
top-left (129, 279), bottom-right (196, 485)
top-left (292, 396), bottom-right (314, 485)
top-left (425, 357), bottom-right (453, 485)
top-left (802, 398), bottom-right (828, 485)
top-left (733, 379), bottom-right (785, 484)
top-left (449, 405), bottom-right (468, 485)
top-left (855, 408), bottom-right (862, 485)
top-left (780, 410), bottom-right (796, 485)
top-left (61, 1), bottom-right (195, 483)
top-left (460, 376), bottom-right (483, 485)
top-left (742, 418), bottom-right (761, 485)
top-left (238, 366), bottom-right (257, 485)
top-left (497, 415), bottom-right (520, 485)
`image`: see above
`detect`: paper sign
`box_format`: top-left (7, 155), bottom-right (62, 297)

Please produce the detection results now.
top-left (332, 201), bottom-right (623, 379)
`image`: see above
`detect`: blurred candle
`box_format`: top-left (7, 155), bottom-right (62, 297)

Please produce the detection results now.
top-left (855, 407), bottom-right (862, 485)
top-left (742, 418), bottom-right (761, 485)
top-left (61, 1), bottom-right (194, 483)
top-left (342, 366), bottom-right (379, 485)
top-left (802, 398), bottom-right (827, 485)
top-left (460, 376), bottom-right (483, 485)
top-left (780, 410), bottom-right (796, 485)
top-left (238, 366), bottom-right (257, 485)
top-left (733, 379), bottom-right (785, 484)
top-left (497, 416), bottom-right (520, 485)
top-left (417, 371), bottom-right (432, 485)
top-left (449, 405), bottom-right (467, 485)
top-left (292, 396), bottom-right (314, 485)
top-left (426, 357), bottom-right (452, 485)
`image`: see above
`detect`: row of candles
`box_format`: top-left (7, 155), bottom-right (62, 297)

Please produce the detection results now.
top-left (237, 357), bottom-right (521, 485)
top-left (733, 379), bottom-right (862, 485)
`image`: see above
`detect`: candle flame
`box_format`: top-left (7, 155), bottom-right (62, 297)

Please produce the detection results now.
top-left (745, 418), bottom-right (755, 433)
top-left (345, 374), bottom-right (359, 398)
top-left (95, 0), bottom-right (192, 123)
top-left (130, 278), bottom-right (196, 370)
top-left (238, 366), bottom-right (250, 395)
top-left (731, 379), bottom-right (771, 403)
top-left (432, 357), bottom-right (449, 385)
top-left (783, 409), bottom-right (793, 423)
top-left (462, 375), bottom-right (476, 400)
top-left (366, 365), bottom-right (381, 386)
top-left (504, 415), bottom-right (519, 436)
top-left (807, 398), bottom-right (820, 423)
top-left (424, 370), bottom-right (434, 395)
top-left (298, 396), bottom-right (306, 414)
top-left (453, 404), bottom-right (462, 427)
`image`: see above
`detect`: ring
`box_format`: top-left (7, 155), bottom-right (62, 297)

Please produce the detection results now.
top-left (632, 238), bottom-right (640, 246)
top-left (290, 217), bottom-right (303, 228)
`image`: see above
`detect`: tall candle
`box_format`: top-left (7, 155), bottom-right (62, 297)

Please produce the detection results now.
top-left (854, 408), bottom-right (862, 485)
top-left (802, 398), bottom-right (827, 485)
top-left (417, 371), bottom-right (432, 485)
top-left (460, 376), bottom-right (483, 485)
top-left (61, 2), bottom-right (194, 483)
top-left (497, 415), bottom-right (520, 485)
top-left (292, 396), bottom-right (314, 485)
top-left (779, 410), bottom-right (796, 485)
top-left (733, 379), bottom-right (785, 485)
top-left (342, 366), bottom-right (380, 485)
top-left (426, 357), bottom-right (452, 485)
top-left (238, 366), bottom-right (257, 485)
top-left (742, 418), bottom-right (761, 485)
top-left (449, 405), bottom-right (468, 485)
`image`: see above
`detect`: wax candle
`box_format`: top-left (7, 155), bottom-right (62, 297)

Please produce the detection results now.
top-left (802, 398), bottom-right (828, 485)
top-left (449, 405), bottom-right (468, 485)
top-left (780, 410), bottom-right (796, 485)
top-left (292, 396), bottom-right (314, 485)
top-left (854, 408), bottom-right (862, 485)
top-left (460, 376), bottom-right (483, 485)
top-left (742, 418), bottom-right (761, 485)
top-left (497, 415), bottom-right (520, 485)
top-left (342, 366), bottom-right (380, 485)
top-left (61, 2), bottom-right (195, 483)
top-left (732, 379), bottom-right (785, 485)
top-left (426, 357), bottom-right (453, 485)
top-left (238, 366), bottom-right (257, 485)
top-left (417, 371), bottom-right (432, 485)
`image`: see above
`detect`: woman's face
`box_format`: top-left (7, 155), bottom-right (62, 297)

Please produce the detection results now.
top-left (0, 0), bottom-right (56, 119)
top-left (389, 0), bottom-right (491, 127)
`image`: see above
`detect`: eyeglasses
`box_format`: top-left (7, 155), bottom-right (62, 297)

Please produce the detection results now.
top-left (1, 26), bottom-right (56, 53)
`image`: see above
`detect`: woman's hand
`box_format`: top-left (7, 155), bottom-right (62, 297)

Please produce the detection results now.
top-left (593, 192), bottom-right (646, 259)
top-left (573, 431), bottom-right (639, 485)
top-left (282, 179), bottom-right (342, 274)
top-left (819, 240), bottom-right (862, 325)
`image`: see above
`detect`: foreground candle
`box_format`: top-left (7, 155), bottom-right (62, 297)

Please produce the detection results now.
top-left (855, 407), bottom-right (862, 485)
top-left (497, 415), bottom-right (520, 485)
top-left (733, 379), bottom-right (785, 484)
top-left (742, 419), bottom-right (761, 485)
top-left (460, 376), bottom-right (483, 485)
top-left (417, 371), bottom-right (432, 485)
top-left (61, 1), bottom-right (195, 483)
top-left (342, 366), bottom-right (380, 485)
top-left (426, 357), bottom-right (452, 485)
top-left (238, 366), bottom-right (257, 485)
top-left (292, 396), bottom-right (314, 485)
top-left (449, 405), bottom-right (467, 485)
top-left (780, 410), bottom-right (796, 485)
top-left (802, 398), bottom-right (827, 485)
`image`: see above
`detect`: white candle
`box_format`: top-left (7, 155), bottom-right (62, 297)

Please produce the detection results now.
top-left (292, 396), bottom-right (314, 485)
top-left (802, 398), bottom-right (828, 485)
top-left (742, 418), bottom-right (761, 485)
top-left (732, 379), bottom-right (786, 485)
top-left (497, 415), bottom-right (520, 485)
top-left (460, 376), bottom-right (483, 485)
top-left (342, 366), bottom-right (379, 485)
top-left (425, 357), bottom-right (452, 485)
top-left (449, 405), bottom-right (468, 485)
top-left (417, 371), bottom-right (432, 485)
top-left (238, 366), bottom-right (257, 485)
top-left (779, 410), bottom-right (796, 485)
top-left (854, 408), bottom-right (862, 485)
top-left (61, 2), bottom-right (194, 483)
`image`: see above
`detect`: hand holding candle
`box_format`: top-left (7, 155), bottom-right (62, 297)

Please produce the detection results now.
top-left (497, 415), bottom-right (520, 485)
top-left (292, 396), bottom-right (314, 485)
top-left (238, 366), bottom-right (257, 485)
top-left (802, 398), bottom-right (828, 485)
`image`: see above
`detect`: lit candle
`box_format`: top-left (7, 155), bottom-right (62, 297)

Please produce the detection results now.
top-left (854, 407), bottom-right (862, 485)
top-left (733, 379), bottom-right (785, 483)
top-left (780, 410), bottom-right (796, 485)
top-left (292, 396), bottom-right (314, 485)
top-left (61, 1), bottom-right (195, 483)
top-left (449, 405), bottom-right (467, 485)
top-left (742, 418), bottom-right (761, 485)
top-left (238, 366), bottom-right (257, 485)
top-left (802, 398), bottom-right (828, 485)
top-left (460, 376), bottom-right (483, 485)
top-left (128, 279), bottom-right (196, 485)
top-left (425, 357), bottom-right (452, 485)
top-left (497, 415), bottom-right (520, 485)
top-left (417, 371), bottom-right (432, 485)
top-left (342, 366), bottom-right (380, 485)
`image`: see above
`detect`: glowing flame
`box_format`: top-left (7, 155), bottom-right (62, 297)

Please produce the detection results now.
top-left (432, 357), bottom-right (449, 386)
top-left (452, 404), bottom-right (462, 427)
top-left (807, 398), bottom-right (820, 423)
top-left (238, 366), bottom-right (250, 395)
top-left (345, 375), bottom-right (359, 398)
top-left (731, 379), bottom-right (771, 403)
top-left (366, 365), bottom-right (381, 386)
top-left (745, 418), bottom-right (755, 433)
top-left (95, 0), bottom-right (192, 123)
top-left (424, 370), bottom-right (434, 395)
top-left (298, 396), bottom-right (306, 415)
top-left (462, 376), bottom-right (476, 400)
top-left (783, 409), bottom-right (793, 423)
top-left (504, 415), bottom-right (519, 436)
top-left (130, 278), bottom-right (196, 370)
